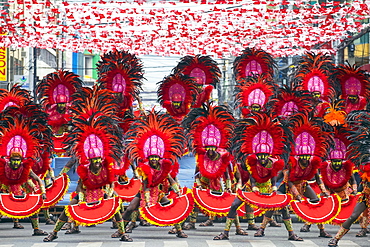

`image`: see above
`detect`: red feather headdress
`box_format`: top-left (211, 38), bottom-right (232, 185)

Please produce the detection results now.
top-left (97, 50), bottom-right (144, 110)
top-left (233, 113), bottom-right (288, 161)
top-left (336, 63), bottom-right (370, 99)
top-left (36, 70), bottom-right (83, 108)
top-left (172, 55), bottom-right (221, 87)
top-left (320, 126), bottom-right (353, 189)
top-left (125, 110), bottom-right (185, 185)
top-left (233, 47), bottom-right (276, 82)
top-left (183, 104), bottom-right (235, 151)
top-left (0, 116), bottom-right (39, 186)
top-left (327, 127), bottom-right (351, 161)
top-left (0, 115), bottom-right (41, 159)
top-left (70, 85), bottom-right (119, 122)
top-left (66, 112), bottom-right (123, 166)
top-left (125, 110), bottom-right (185, 163)
top-left (293, 52), bottom-right (336, 101)
top-left (272, 84), bottom-right (312, 119)
top-left (0, 85), bottom-right (31, 112)
top-left (289, 113), bottom-right (329, 158)
top-left (157, 73), bottom-right (198, 120)
top-left (234, 76), bottom-right (276, 112)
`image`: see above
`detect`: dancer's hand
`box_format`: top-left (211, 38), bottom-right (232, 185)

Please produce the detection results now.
top-left (321, 191), bottom-right (330, 197)
top-left (252, 186), bottom-right (259, 192)
top-left (295, 195), bottom-right (302, 202)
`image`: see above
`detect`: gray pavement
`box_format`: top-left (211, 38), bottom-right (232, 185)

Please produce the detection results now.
top-left (0, 218), bottom-right (369, 247)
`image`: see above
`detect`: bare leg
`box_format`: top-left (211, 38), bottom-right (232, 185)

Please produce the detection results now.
top-left (328, 201), bottom-right (367, 246)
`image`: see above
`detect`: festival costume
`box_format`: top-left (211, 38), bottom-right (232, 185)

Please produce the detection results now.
top-left (70, 85), bottom-right (140, 231)
top-left (36, 70), bottom-right (83, 156)
top-left (96, 50), bottom-right (144, 116)
top-left (123, 110), bottom-right (190, 238)
top-left (321, 127), bottom-right (356, 201)
top-left (231, 113), bottom-right (301, 241)
top-left (286, 113), bottom-right (333, 237)
top-left (293, 52), bottom-right (336, 118)
top-left (9, 103), bottom-right (59, 225)
top-left (328, 110), bottom-right (370, 246)
top-left (43, 111), bottom-right (130, 242)
top-left (172, 55), bottom-right (220, 108)
top-left (182, 104), bottom-right (235, 228)
top-left (157, 73), bottom-right (198, 122)
top-left (0, 114), bottom-right (48, 236)
top-left (335, 63), bottom-right (369, 113)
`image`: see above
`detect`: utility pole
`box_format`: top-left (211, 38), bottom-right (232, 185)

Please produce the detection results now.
top-left (33, 47), bottom-right (37, 98)
top-left (28, 47), bottom-right (37, 99)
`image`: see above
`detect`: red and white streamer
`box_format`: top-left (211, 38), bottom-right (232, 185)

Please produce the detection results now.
top-left (0, 0), bottom-right (369, 57)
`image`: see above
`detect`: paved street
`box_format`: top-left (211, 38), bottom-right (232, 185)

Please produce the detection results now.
top-left (0, 218), bottom-right (370, 247)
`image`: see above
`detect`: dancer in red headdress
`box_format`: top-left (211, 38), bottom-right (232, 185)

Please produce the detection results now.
top-left (182, 103), bottom-right (235, 229)
top-left (230, 113), bottom-right (302, 241)
top-left (286, 113), bottom-right (333, 238)
top-left (293, 52), bottom-right (336, 118)
top-left (36, 70), bottom-right (83, 156)
top-left (0, 112), bottom-right (48, 236)
top-left (122, 109), bottom-right (190, 238)
top-left (328, 110), bottom-right (370, 246)
top-left (43, 109), bottom-right (130, 242)
top-left (336, 63), bottom-right (369, 113)
top-left (172, 55), bottom-right (220, 108)
top-left (157, 73), bottom-right (198, 122)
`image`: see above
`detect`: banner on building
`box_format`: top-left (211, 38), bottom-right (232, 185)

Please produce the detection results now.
top-left (0, 47), bottom-right (6, 82)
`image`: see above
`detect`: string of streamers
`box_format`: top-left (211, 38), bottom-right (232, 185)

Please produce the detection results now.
top-left (1, 0), bottom-right (369, 57)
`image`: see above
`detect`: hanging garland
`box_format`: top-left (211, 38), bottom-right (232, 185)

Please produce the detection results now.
top-left (0, 0), bottom-right (369, 57)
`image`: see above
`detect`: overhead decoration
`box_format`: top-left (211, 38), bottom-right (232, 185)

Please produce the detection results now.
top-left (0, 0), bottom-right (369, 57)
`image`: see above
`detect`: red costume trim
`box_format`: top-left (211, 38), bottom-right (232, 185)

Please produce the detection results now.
top-left (113, 178), bottom-right (142, 202)
top-left (289, 156), bottom-right (321, 182)
top-left (332, 194), bottom-right (360, 225)
top-left (196, 148), bottom-right (231, 180)
top-left (36, 173), bottom-right (70, 209)
top-left (77, 159), bottom-right (115, 190)
top-left (237, 191), bottom-right (292, 210)
top-left (0, 193), bottom-right (43, 219)
top-left (140, 190), bottom-right (194, 226)
top-left (0, 158), bottom-right (34, 186)
top-left (291, 195), bottom-right (341, 224)
top-left (246, 154), bottom-right (284, 184)
top-left (137, 159), bottom-right (173, 188)
top-left (192, 188), bottom-right (236, 217)
top-left (65, 197), bottom-right (121, 226)
top-left (320, 160), bottom-right (353, 190)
